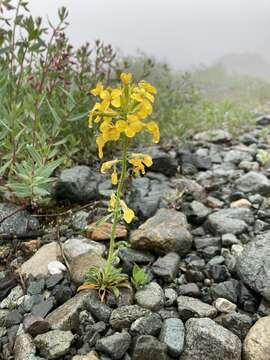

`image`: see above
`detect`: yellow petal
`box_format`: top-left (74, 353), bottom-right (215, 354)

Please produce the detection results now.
top-left (111, 170), bottom-right (118, 185)
top-left (146, 121), bottom-right (160, 143)
top-left (115, 120), bottom-right (127, 131)
top-left (139, 80), bottom-right (157, 94)
top-left (125, 127), bottom-right (136, 138)
top-left (96, 135), bottom-right (106, 159)
top-left (123, 208), bottom-right (135, 223)
top-left (111, 89), bottom-right (122, 98)
top-left (101, 160), bottom-right (118, 173)
top-left (111, 97), bottom-right (121, 108)
top-left (91, 82), bottom-right (103, 96)
top-left (143, 155), bottom-right (153, 167)
top-left (109, 192), bottom-right (116, 210)
top-left (100, 90), bottom-right (110, 100)
top-left (120, 72), bottom-right (132, 85)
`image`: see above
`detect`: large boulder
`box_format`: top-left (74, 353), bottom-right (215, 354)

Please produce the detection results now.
top-left (130, 208), bottom-right (192, 255)
top-left (236, 171), bottom-right (270, 196)
top-left (54, 166), bottom-right (100, 203)
top-left (243, 316), bottom-right (270, 360)
top-left (236, 232), bottom-right (270, 300)
top-left (180, 318), bottom-right (241, 360)
top-left (206, 208), bottom-right (254, 235)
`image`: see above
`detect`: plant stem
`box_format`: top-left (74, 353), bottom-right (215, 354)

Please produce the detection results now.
top-left (106, 135), bottom-right (128, 271)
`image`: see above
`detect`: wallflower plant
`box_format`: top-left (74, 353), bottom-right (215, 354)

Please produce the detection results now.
top-left (78, 72), bottom-right (160, 302)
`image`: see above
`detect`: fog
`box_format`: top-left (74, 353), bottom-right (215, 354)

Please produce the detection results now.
top-left (28, 0), bottom-right (270, 70)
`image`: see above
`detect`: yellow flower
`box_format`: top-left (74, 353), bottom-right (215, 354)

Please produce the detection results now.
top-left (91, 82), bottom-right (103, 97)
top-left (120, 200), bottom-right (135, 223)
top-left (100, 89), bottom-right (122, 108)
top-left (139, 80), bottom-right (157, 94)
top-left (143, 154), bottom-right (153, 167)
top-left (109, 192), bottom-right (116, 210)
top-left (111, 170), bottom-right (118, 185)
top-left (129, 153), bottom-right (153, 174)
top-left (146, 121), bottom-right (160, 143)
top-left (120, 72), bottom-right (132, 85)
top-left (100, 160), bottom-right (118, 174)
top-left (96, 135), bottom-right (105, 159)
top-left (129, 158), bottom-right (145, 175)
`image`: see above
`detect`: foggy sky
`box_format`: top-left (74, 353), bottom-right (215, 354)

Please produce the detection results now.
top-left (28, 0), bottom-right (270, 69)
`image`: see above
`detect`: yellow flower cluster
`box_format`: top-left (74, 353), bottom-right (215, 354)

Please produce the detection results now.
top-left (109, 193), bottom-right (135, 223)
top-left (88, 73), bottom-right (160, 159)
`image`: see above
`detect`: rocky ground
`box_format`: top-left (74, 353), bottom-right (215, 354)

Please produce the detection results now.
top-left (1, 115), bottom-right (270, 359)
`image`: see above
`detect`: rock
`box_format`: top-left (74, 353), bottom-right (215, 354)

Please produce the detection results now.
top-left (0, 203), bottom-right (39, 236)
top-left (185, 200), bottom-right (211, 224)
top-left (23, 314), bottom-right (50, 336)
top-left (181, 153), bottom-right (212, 171)
top-left (48, 261), bottom-right (67, 275)
top-left (224, 149), bottom-right (253, 164)
top-left (214, 298), bottom-right (237, 313)
top-left (164, 288), bottom-right (178, 306)
top-left (85, 291), bottom-right (112, 322)
top-left (72, 352), bottom-right (99, 360)
top-left (118, 247), bottom-right (155, 266)
top-left (27, 278), bottom-right (45, 295)
top-left (236, 171), bottom-right (270, 195)
top-left (144, 147), bottom-right (178, 176)
top-left (34, 330), bottom-right (74, 359)
top-left (230, 199), bottom-right (252, 208)
top-left (132, 335), bottom-right (169, 360)
top-left (206, 208), bottom-right (253, 235)
top-left (46, 291), bottom-right (90, 330)
top-left (211, 280), bottom-right (239, 303)
top-left (87, 222), bottom-right (127, 241)
top-left (0, 285), bottom-right (23, 308)
top-left (236, 232), bottom-right (270, 300)
top-left (14, 333), bottom-right (36, 360)
top-left (130, 209), bottom-right (192, 255)
top-left (70, 252), bottom-right (105, 285)
top-left (0, 309), bottom-right (9, 326)
top-left (239, 160), bottom-right (260, 172)
top-left (152, 252), bottom-right (180, 281)
top-left (54, 165), bottom-right (99, 203)
top-left (215, 311), bottom-right (253, 340)
top-left (96, 331), bottom-right (131, 359)
top-left (171, 177), bottom-right (206, 201)
top-left (135, 282), bottom-right (164, 311)
top-left (256, 114), bottom-right (270, 126)
top-left (181, 318), bottom-right (241, 360)
top-left (243, 316), bottom-right (270, 360)
top-left (20, 242), bottom-right (62, 277)
top-left (63, 236), bottom-right (105, 262)
top-left (221, 234), bottom-right (240, 247)
top-left (31, 297), bottom-right (55, 318)
top-left (178, 283), bottom-right (200, 298)
top-left (5, 310), bottom-right (23, 327)
top-left (177, 296), bottom-right (217, 321)
top-left (194, 129), bottom-right (231, 143)
top-left (159, 318), bottom-right (185, 357)
top-left (130, 313), bottom-right (162, 336)
top-left (72, 211), bottom-right (89, 230)
top-left (110, 305), bottom-right (150, 330)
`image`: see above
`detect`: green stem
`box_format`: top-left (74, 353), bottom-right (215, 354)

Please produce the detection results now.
top-left (106, 135), bottom-right (128, 271)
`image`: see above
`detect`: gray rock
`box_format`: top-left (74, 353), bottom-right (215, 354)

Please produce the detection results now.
top-left (187, 200), bottom-right (211, 224)
top-left (0, 285), bottom-right (23, 308)
top-left (152, 252), bottom-right (180, 281)
top-left (135, 282), bottom-right (164, 311)
top-left (31, 298), bottom-right (54, 318)
top-left (130, 209), bottom-right (192, 255)
top-left (86, 292), bottom-right (112, 322)
top-left (14, 333), bottom-right (36, 360)
top-left (214, 298), bottom-right (237, 313)
top-left (159, 318), bottom-right (185, 357)
top-left (110, 305), bottom-right (150, 330)
top-left (23, 314), bottom-right (50, 337)
top-left (236, 171), bottom-right (270, 195)
top-left (72, 211), bottom-right (89, 230)
top-left (164, 288), bottom-right (178, 306)
top-left (96, 331), bottom-right (131, 360)
top-left (46, 291), bottom-right (90, 330)
top-left (178, 283), bottom-right (200, 298)
top-left (243, 316), bottom-right (270, 360)
top-left (5, 310), bottom-right (23, 327)
top-left (215, 311), bottom-right (253, 340)
top-left (132, 335), bottom-right (169, 360)
top-left (211, 280), bottom-right (239, 303)
top-left (70, 252), bottom-right (106, 285)
top-left (63, 236), bottom-right (105, 262)
top-left (236, 231), bottom-right (270, 300)
top-left (0, 309), bottom-right (9, 326)
top-left (194, 129), bottom-right (231, 143)
top-left (171, 177), bottom-right (206, 201)
top-left (181, 318), bottom-right (241, 360)
top-left (27, 279), bottom-right (45, 295)
top-left (54, 166), bottom-right (99, 203)
top-left (130, 313), bottom-right (162, 336)
top-left (118, 248), bottom-right (155, 265)
top-left (34, 330), bottom-right (74, 359)
top-left (20, 242), bottom-right (61, 277)
top-left (177, 296), bottom-right (217, 321)
top-left (0, 203), bottom-right (39, 236)
top-left (145, 147), bottom-right (178, 176)
top-left (221, 234), bottom-right (240, 247)
top-left (256, 114), bottom-right (270, 126)
top-left (206, 208), bottom-right (254, 235)
top-left (224, 149), bottom-right (253, 164)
